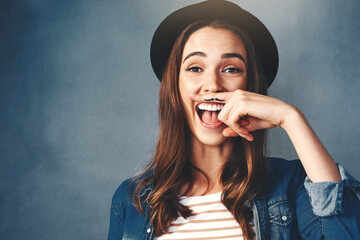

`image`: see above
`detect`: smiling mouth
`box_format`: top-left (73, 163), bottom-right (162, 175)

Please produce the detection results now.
top-left (196, 103), bottom-right (224, 128)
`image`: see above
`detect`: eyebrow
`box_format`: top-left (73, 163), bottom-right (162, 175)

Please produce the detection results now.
top-left (182, 51), bottom-right (246, 65)
top-left (183, 51), bottom-right (206, 63)
top-left (221, 53), bottom-right (246, 65)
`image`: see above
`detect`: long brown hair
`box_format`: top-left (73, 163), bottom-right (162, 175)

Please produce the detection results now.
top-left (133, 20), bottom-right (269, 240)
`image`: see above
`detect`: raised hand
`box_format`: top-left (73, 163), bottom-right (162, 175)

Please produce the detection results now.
top-left (191, 89), bottom-right (340, 182)
top-left (190, 89), bottom-right (296, 141)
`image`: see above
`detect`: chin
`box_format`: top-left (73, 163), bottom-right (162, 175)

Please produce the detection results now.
top-left (192, 131), bottom-right (231, 146)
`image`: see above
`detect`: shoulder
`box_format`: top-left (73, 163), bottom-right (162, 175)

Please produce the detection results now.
top-left (268, 157), bottom-right (302, 169)
top-left (111, 178), bottom-right (134, 206)
top-left (268, 157), bottom-right (306, 180)
top-left (111, 176), bottom-right (153, 207)
top-left (109, 178), bottom-right (153, 238)
top-left (265, 157), bottom-right (307, 196)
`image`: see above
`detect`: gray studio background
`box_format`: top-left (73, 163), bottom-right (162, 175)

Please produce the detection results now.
top-left (1, 0), bottom-right (359, 239)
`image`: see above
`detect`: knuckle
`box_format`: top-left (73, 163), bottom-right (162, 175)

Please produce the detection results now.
top-left (234, 89), bottom-right (243, 95)
top-left (228, 115), bottom-right (238, 125)
top-left (217, 113), bottom-right (224, 121)
top-left (238, 92), bottom-right (247, 101)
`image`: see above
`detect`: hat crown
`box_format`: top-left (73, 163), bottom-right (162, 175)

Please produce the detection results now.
top-left (150, 0), bottom-right (279, 88)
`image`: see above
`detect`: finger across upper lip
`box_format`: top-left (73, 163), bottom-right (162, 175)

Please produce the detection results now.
top-left (189, 93), bottom-right (229, 103)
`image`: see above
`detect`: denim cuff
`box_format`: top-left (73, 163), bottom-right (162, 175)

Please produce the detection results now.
top-left (304, 165), bottom-right (360, 217)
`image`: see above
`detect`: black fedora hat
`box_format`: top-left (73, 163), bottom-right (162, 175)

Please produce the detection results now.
top-left (150, 0), bottom-right (279, 88)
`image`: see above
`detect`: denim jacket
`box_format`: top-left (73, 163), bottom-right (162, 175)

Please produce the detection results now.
top-left (108, 158), bottom-right (360, 239)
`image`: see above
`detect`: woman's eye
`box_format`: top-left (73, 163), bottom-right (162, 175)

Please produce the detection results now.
top-left (223, 67), bottom-right (242, 73)
top-left (186, 66), bottom-right (202, 72)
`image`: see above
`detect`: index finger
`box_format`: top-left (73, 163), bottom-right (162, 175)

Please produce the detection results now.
top-left (189, 92), bottom-right (233, 103)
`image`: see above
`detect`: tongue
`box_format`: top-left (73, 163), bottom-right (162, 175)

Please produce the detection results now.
top-left (201, 111), bottom-right (220, 124)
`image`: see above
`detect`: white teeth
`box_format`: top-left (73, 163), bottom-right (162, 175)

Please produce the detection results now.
top-left (198, 104), bottom-right (224, 111)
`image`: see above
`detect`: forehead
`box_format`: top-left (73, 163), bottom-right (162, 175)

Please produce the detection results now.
top-left (182, 27), bottom-right (246, 58)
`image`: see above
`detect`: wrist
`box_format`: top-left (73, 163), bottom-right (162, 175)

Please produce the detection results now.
top-left (280, 105), bottom-right (305, 131)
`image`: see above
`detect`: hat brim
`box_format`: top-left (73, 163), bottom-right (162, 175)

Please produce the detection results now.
top-left (150, 0), bottom-right (279, 88)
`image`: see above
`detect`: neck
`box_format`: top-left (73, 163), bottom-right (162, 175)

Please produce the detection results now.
top-left (187, 137), bottom-right (234, 195)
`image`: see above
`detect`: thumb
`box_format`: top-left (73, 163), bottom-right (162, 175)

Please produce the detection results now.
top-left (222, 127), bottom-right (239, 137)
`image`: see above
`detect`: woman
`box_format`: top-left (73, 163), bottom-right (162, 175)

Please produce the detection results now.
top-left (108, 1), bottom-right (360, 239)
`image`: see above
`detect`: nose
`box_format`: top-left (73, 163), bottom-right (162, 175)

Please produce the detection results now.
top-left (202, 71), bottom-right (224, 93)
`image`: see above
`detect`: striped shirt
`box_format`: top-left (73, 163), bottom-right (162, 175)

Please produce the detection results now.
top-left (154, 192), bottom-right (248, 240)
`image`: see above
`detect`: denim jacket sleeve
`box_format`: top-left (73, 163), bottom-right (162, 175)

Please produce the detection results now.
top-left (267, 159), bottom-right (360, 239)
top-left (299, 164), bottom-right (360, 239)
top-left (108, 201), bottom-right (124, 239)
top-left (304, 164), bottom-right (360, 216)
top-left (108, 180), bottom-right (128, 240)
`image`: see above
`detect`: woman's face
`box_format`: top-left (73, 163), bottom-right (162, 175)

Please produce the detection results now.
top-left (179, 27), bottom-right (248, 146)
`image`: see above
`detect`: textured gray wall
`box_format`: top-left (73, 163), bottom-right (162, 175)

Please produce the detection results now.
top-left (1, 0), bottom-right (359, 239)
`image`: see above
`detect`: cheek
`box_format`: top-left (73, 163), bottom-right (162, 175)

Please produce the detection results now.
top-left (178, 77), bottom-right (191, 113)
top-left (234, 72), bottom-right (247, 90)
top-left (224, 77), bottom-right (247, 91)
top-left (237, 78), bottom-right (247, 90)
top-left (179, 76), bottom-right (199, 99)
